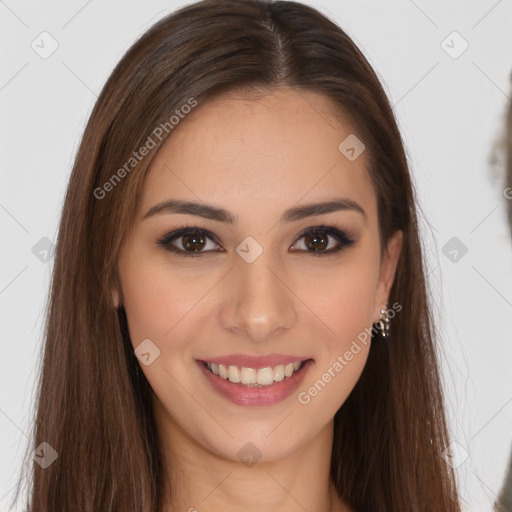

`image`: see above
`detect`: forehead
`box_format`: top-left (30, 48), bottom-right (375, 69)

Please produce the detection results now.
top-left (139, 87), bottom-right (377, 225)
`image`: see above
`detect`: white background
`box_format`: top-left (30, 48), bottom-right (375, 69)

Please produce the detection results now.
top-left (1, 1), bottom-right (512, 511)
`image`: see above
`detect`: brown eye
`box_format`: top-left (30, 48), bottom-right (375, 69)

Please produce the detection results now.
top-left (303, 231), bottom-right (329, 252)
top-left (292, 226), bottom-right (356, 255)
top-left (157, 227), bottom-right (221, 257)
top-left (182, 232), bottom-right (207, 252)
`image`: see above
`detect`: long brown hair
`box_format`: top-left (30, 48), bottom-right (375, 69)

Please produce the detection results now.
top-left (13, 1), bottom-right (461, 510)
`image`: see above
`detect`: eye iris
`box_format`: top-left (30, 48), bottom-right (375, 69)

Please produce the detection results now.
top-left (183, 232), bottom-right (206, 251)
top-left (305, 231), bottom-right (328, 251)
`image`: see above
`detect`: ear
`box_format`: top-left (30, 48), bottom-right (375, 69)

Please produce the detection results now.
top-left (373, 230), bottom-right (403, 323)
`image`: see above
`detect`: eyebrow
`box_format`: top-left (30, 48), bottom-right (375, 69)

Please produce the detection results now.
top-left (143, 198), bottom-right (367, 224)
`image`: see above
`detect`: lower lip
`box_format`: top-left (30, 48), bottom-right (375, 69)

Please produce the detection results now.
top-left (197, 359), bottom-right (314, 406)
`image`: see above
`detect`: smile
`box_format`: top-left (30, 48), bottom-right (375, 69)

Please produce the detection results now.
top-left (197, 357), bottom-right (314, 406)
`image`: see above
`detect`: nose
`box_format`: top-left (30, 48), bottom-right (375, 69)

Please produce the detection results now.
top-left (219, 252), bottom-right (298, 343)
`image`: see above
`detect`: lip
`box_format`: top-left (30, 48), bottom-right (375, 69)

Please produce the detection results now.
top-left (198, 353), bottom-right (312, 369)
top-left (196, 357), bottom-right (314, 406)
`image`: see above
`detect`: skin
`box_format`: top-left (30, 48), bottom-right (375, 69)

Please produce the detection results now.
top-left (114, 86), bottom-right (403, 512)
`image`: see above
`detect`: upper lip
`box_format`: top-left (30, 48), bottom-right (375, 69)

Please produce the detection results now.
top-left (197, 353), bottom-right (313, 369)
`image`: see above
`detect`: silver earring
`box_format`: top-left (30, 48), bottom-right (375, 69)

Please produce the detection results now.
top-left (376, 307), bottom-right (391, 338)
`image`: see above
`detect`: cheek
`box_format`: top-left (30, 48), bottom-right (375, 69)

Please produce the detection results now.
top-left (120, 268), bottom-right (173, 346)
top-left (119, 256), bottom-right (208, 404)
top-left (302, 257), bottom-right (379, 346)
top-left (118, 248), bottom-right (210, 346)
top-left (293, 255), bottom-right (379, 411)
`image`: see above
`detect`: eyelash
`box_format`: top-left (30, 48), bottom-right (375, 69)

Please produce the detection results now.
top-left (156, 223), bottom-right (356, 258)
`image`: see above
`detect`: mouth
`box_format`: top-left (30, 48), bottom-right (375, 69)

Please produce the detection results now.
top-left (196, 356), bottom-right (314, 406)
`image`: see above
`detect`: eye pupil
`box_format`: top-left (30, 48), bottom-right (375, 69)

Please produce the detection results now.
top-left (305, 231), bottom-right (328, 251)
top-left (183, 233), bottom-right (206, 251)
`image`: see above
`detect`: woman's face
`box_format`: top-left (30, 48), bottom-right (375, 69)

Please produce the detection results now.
top-left (115, 87), bottom-right (402, 463)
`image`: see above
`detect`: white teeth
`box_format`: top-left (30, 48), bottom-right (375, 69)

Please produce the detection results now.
top-left (228, 365), bottom-right (240, 383)
top-left (256, 367), bottom-right (274, 385)
top-left (284, 363), bottom-right (294, 378)
top-left (240, 367), bottom-right (257, 384)
top-left (218, 364), bottom-right (228, 379)
top-left (205, 360), bottom-right (305, 386)
top-left (273, 365), bottom-right (285, 382)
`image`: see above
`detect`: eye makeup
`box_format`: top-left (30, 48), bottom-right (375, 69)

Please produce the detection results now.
top-left (156, 223), bottom-right (357, 258)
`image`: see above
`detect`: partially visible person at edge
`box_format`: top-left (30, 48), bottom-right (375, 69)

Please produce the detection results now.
top-left (494, 77), bottom-right (512, 512)
top-left (12, 1), bottom-right (462, 511)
